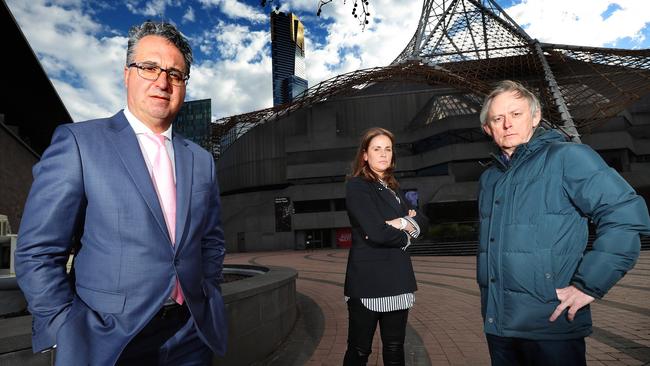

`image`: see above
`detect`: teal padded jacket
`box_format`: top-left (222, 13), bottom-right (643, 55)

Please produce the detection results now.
top-left (477, 128), bottom-right (650, 340)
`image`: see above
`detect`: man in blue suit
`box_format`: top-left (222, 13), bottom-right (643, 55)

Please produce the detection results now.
top-left (15, 21), bottom-right (226, 365)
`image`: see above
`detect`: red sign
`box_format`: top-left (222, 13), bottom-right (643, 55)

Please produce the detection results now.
top-left (336, 228), bottom-right (352, 248)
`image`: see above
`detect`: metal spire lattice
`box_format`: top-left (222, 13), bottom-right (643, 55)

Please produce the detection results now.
top-left (212, 0), bottom-right (650, 156)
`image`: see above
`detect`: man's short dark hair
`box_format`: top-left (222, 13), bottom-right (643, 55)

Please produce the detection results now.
top-left (126, 21), bottom-right (193, 75)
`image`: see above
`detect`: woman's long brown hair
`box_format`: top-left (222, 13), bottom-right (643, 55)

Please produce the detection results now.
top-left (350, 127), bottom-right (399, 190)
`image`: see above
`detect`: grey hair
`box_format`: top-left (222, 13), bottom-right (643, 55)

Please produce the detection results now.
top-left (126, 21), bottom-right (193, 75)
top-left (479, 80), bottom-right (541, 126)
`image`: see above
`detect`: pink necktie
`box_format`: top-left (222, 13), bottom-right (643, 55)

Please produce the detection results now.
top-left (143, 133), bottom-right (183, 305)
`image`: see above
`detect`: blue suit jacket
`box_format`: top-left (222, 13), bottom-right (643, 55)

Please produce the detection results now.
top-left (15, 111), bottom-right (227, 365)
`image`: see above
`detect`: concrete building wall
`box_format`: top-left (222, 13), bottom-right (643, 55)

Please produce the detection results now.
top-left (0, 125), bottom-right (38, 231)
top-left (219, 176), bottom-right (458, 253)
top-left (217, 85), bottom-right (650, 253)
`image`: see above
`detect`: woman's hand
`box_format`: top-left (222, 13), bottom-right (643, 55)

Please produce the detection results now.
top-left (386, 217), bottom-right (415, 232)
top-left (385, 218), bottom-right (402, 229)
top-left (408, 209), bottom-right (416, 217)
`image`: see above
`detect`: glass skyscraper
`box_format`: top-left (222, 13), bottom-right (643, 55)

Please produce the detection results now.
top-left (173, 98), bottom-right (212, 152)
top-left (271, 11), bottom-right (308, 106)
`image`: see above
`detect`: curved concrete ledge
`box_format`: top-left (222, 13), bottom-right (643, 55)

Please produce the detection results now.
top-left (216, 264), bottom-right (298, 366)
top-left (0, 265), bottom-right (297, 366)
top-left (0, 274), bottom-right (18, 290)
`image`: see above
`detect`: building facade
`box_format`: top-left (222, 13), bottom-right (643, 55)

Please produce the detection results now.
top-left (216, 84), bottom-right (650, 253)
top-left (215, 0), bottom-right (650, 253)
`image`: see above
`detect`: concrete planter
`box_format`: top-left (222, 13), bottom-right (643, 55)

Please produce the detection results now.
top-left (0, 265), bottom-right (298, 366)
top-left (216, 265), bottom-right (298, 365)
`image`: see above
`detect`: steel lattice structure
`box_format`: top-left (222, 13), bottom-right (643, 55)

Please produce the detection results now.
top-left (212, 0), bottom-right (650, 155)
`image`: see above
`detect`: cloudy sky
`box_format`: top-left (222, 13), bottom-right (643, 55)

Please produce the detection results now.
top-left (6, 0), bottom-right (650, 122)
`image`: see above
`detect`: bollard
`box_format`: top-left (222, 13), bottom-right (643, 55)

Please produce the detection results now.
top-left (8, 234), bottom-right (17, 276)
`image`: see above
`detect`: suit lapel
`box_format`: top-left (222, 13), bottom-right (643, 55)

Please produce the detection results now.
top-left (105, 111), bottom-right (170, 243)
top-left (373, 181), bottom-right (404, 216)
top-left (172, 134), bottom-right (193, 251)
top-left (396, 189), bottom-right (410, 211)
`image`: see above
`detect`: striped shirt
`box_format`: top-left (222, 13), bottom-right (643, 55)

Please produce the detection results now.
top-left (360, 293), bottom-right (415, 312)
top-left (402, 216), bottom-right (420, 250)
top-left (345, 291), bottom-right (416, 312)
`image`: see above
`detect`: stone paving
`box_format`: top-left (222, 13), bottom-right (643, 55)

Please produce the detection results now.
top-left (225, 250), bottom-right (650, 366)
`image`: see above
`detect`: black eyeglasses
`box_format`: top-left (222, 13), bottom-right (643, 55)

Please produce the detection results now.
top-left (128, 62), bottom-right (189, 86)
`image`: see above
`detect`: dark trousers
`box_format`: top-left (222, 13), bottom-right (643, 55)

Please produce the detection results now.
top-left (117, 303), bottom-right (212, 366)
top-left (343, 298), bottom-right (409, 366)
top-left (486, 334), bottom-right (586, 366)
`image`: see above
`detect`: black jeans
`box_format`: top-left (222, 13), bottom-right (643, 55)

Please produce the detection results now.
top-left (486, 334), bottom-right (586, 366)
top-left (343, 298), bottom-right (409, 366)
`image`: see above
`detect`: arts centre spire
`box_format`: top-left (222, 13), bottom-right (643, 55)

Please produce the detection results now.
top-left (394, 0), bottom-right (531, 64)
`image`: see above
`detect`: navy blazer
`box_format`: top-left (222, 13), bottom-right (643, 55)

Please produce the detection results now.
top-left (344, 176), bottom-right (428, 298)
top-left (15, 111), bottom-right (227, 365)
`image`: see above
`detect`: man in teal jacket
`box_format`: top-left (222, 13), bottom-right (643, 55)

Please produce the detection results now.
top-left (477, 80), bottom-right (650, 365)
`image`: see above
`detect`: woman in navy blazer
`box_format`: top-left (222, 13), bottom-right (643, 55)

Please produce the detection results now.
top-left (343, 127), bottom-right (428, 366)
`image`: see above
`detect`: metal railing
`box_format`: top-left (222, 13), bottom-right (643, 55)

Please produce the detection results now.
top-left (408, 234), bottom-right (650, 256)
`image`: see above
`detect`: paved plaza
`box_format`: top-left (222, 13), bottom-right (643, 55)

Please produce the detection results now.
top-left (225, 250), bottom-right (650, 366)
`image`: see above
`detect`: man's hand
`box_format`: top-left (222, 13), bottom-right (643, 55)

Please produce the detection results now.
top-left (549, 285), bottom-right (595, 322)
top-left (408, 209), bottom-right (416, 217)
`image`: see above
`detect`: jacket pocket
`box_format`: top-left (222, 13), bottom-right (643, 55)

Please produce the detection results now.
top-left (76, 284), bottom-right (126, 314)
top-left (536, 249), bottom-right (558, 303)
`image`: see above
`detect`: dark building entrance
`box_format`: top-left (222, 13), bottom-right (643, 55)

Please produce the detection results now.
top-left (304, 229), bottom-right (333, 250)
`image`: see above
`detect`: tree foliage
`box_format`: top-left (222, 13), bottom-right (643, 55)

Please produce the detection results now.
top-left (260, 0), bottom-right (373, 30)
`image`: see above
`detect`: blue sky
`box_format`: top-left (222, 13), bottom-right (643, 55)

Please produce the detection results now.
top-left (6, 0), bottom-right (650, 122)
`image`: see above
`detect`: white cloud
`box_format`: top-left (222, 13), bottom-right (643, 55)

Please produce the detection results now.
top-left (49, 0), bottom-right (84, 6)
top-left (199, 0), bottom-right (267, 23)
top-left (51, 79), bottom-right (117, 120)
top-left (505, 0), bottom-right (650, 47)
top-left (189, 22), bottom-right (272, 119)
top-left (183, 6), bottom-right (196, 23)
top-left (125, 0), bottom-right (185, 17)
top-left (126, 0), bottom-right (167, 17)
top-left (188, 57), bottom-right (273, 120)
